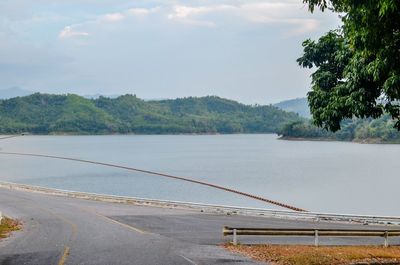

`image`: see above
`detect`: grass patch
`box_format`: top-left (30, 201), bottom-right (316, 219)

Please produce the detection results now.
top-left (225, 244), bottom-right (400, 265)
top-left (0, 217), bottom-right (21, 238)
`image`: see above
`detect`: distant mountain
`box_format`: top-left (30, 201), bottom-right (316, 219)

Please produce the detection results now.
top-left (274, 98), bottom-right (311, 118)
top-left (0, 87), bottom-right (33, 99)
top-left (0, 93), bottom-right (302, 134)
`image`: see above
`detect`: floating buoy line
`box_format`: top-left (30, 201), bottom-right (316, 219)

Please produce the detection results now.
top-left (0, 135), bottom-right (23, 140)
top-left (0, 135), bottom-right (306, 212)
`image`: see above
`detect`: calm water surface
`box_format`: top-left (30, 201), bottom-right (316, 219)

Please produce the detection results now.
top-left (0, 134), bottom-right (398, 215)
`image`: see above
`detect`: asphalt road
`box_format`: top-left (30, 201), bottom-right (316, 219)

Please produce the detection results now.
top-left (0, 188), bottom-right (399, 265)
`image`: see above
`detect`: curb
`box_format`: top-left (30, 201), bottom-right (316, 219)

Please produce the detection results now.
top-left (1, 181), bottom-right (399, 226)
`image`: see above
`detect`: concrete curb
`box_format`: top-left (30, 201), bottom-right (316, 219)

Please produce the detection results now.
top-left (1, 181), bottom-right (400, 226)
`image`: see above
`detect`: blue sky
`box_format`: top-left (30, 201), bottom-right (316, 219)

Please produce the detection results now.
top-left (0, 0), bottom-right (340, 104)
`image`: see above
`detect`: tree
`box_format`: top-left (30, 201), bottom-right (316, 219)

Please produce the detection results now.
top-left (298, 0), bottom-right (400, 131)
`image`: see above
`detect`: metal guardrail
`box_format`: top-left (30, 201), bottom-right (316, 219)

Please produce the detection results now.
top-left (1, 181), bottom-right (400, 226)
top-left (223, 226), bottom-right (400, 247)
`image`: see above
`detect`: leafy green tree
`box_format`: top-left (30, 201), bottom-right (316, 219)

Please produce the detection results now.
top-left (299, 0), bottom-right (400, 131)
top-left (277, 115), bottom-right (400, 143)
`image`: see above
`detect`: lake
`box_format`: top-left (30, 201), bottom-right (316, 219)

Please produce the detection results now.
top-left (0, 134), bottom-right (399, 216)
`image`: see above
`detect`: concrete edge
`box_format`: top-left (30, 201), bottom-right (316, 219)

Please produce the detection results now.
top-left (0, 181), bottom-right (399, 226)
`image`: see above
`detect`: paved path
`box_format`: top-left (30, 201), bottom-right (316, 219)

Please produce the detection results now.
top-left (0, 188), bottom-right (398, 265)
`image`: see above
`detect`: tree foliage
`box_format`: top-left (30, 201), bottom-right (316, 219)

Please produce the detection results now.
top-left (299, 0), bottom-right (400, 131)
top-left (278, 115), bottom-right (400, 143)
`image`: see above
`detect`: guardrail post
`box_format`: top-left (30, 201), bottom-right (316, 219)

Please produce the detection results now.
top-left (384, 231), bottom-right (389, 247)
top-left (233, 229), bottom-right (237, 245)
top-left (222, 227), bottom-right (400, 247)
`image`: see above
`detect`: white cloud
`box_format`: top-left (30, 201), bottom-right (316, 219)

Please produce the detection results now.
top-left (127, 7), bottom-right (160, 16)
top-left (168, 6), bottom-right (211, 19)
top-left (58, 1), bottom-right (325, 38)
top-left (102, 13), bottom-right (125, 22)
top-left (59, 26), bottom-right (89, 39)
top-left (166, 1), bottom-right (321, 34)
top-left (239, 2), bottom-right (321, 36)
top-left (167, 5), bottom-right (233, 27)
top-left (57, 7), bottom-right (158, 39)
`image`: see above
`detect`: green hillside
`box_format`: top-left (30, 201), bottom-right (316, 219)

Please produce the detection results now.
top-left (0, 93), bottom-right (302, 134)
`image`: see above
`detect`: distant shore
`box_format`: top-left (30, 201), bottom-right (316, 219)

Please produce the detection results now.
top-left (4, 133), bottom-right (400, 144)
top-left (279, 136), bottom-right (400, 144)
top-left (0, 132), bottom-right (277, 137)
top-left (278, 136), bottom-right (337, 142)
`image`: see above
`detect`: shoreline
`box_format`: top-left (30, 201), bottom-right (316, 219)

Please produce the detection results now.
top-left (3, 133), bottom-right (400, 144)
top-left (278, 136), bottom-right (337, 142)
top-left (0, 132), bottom-right (277, 137)
top-left (279, 136), bottom-right (400, 144)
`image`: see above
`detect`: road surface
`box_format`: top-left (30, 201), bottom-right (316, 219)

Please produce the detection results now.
top-left (0, 188), bottom-right (398, 265)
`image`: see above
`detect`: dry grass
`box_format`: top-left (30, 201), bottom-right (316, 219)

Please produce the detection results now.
top-left (0, 217), bottom-right (21, 238)
top-left (225, 244), bottom-right (400, 265)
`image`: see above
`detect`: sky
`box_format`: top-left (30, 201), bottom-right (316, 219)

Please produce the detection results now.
top-left (0, 0), bottom-right (340, 104)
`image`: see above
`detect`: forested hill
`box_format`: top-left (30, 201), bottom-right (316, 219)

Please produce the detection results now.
top-left (0, 93), bottom-right (302, 134)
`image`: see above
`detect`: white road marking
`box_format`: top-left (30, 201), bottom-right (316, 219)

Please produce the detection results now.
top-left (79, 206), bottom-right (148, 234)
top-left (179, 254), bottom-right (198, 265)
